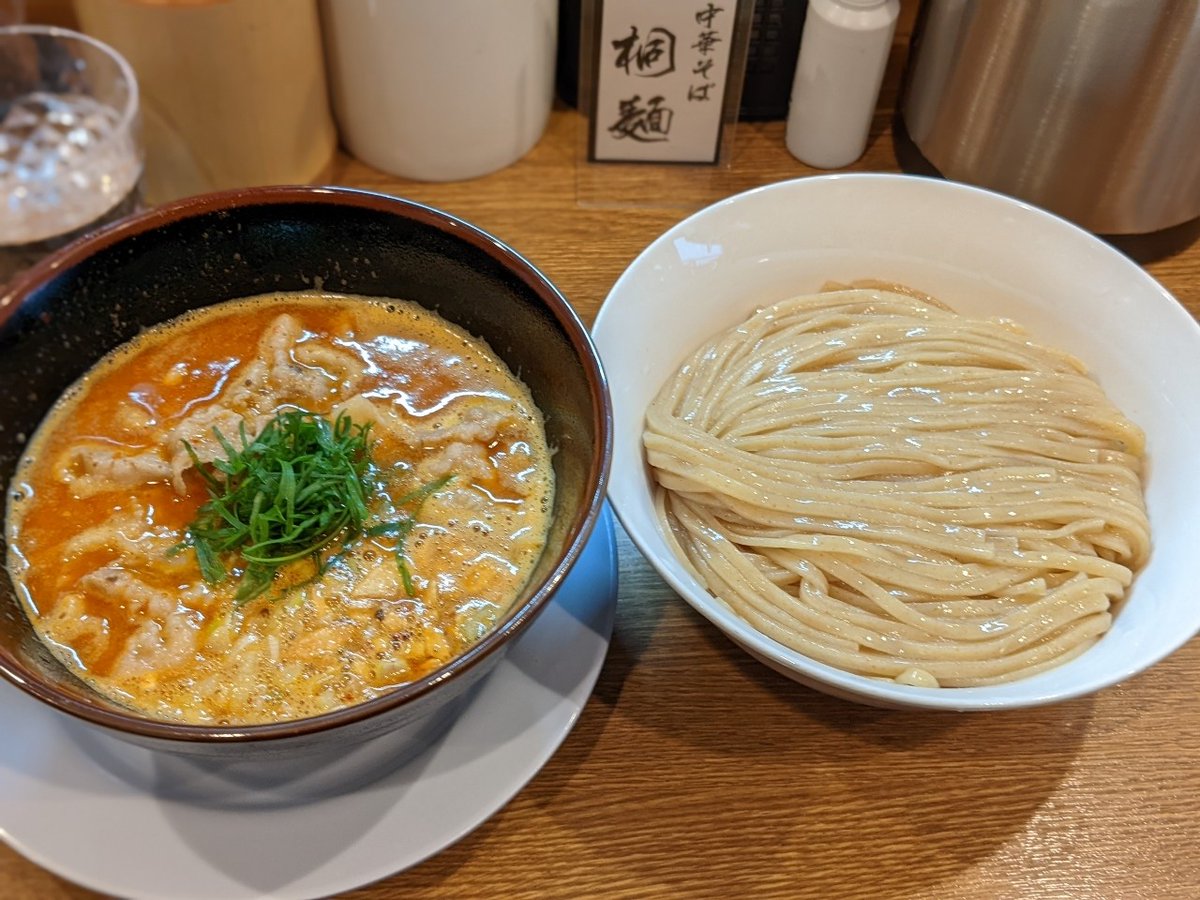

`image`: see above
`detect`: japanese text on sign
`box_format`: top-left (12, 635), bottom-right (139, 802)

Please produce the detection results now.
top-left (591, 0), bottom-right (738, 163)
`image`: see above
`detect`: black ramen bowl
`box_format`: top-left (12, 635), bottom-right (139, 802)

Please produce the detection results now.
top-left (0, 186), bottom-right (611, 802)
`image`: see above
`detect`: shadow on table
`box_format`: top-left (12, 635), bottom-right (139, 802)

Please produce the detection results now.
top-left (527, 560), bottom-right (1096, 900)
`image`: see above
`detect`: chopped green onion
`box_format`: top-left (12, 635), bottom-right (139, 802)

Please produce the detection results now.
top-left (173, 408), bottom-right (454, 605)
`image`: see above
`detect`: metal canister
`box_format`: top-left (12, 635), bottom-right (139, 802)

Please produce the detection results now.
top-left (902, 0), bottom-right (1200, 234)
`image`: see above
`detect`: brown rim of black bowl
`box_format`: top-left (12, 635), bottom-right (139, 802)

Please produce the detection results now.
top-left (0, 184), bottom-right (613, 743)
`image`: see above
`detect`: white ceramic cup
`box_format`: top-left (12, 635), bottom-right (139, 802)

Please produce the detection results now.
top-left (320, 0), bottom-right (558, 182)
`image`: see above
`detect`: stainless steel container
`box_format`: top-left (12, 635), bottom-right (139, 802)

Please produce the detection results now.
top-left (902, 0), bottom-right (1200, 234)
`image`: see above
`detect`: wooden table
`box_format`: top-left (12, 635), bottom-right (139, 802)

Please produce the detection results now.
top-left (5, 6), bottom-right (1200, 898)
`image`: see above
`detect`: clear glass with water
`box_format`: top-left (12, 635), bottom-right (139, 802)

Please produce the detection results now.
top-left (1, 25), bottom-right (142, 287)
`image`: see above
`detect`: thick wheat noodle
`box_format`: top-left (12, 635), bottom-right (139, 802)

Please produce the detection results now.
top-left (648, 435), bottom-right (1149, 564)
top-left (674, 495), bottom-right (1117, 645)
top-left (644, 289), bottom-right (1150, 687)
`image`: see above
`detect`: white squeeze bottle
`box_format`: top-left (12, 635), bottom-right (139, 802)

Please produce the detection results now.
top-left (785, 0), bottom-right (900, 169)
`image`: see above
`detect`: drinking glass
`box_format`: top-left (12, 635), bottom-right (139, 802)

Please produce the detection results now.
top-left (0, 25), bottom-right (142, 287)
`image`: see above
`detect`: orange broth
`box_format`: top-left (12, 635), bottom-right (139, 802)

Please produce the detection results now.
top-left (5, 293), bottom-right (554, 724)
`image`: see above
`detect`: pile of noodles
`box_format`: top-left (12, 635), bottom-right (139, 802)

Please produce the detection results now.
top-left (643, 289), bottom-right (1150, 687)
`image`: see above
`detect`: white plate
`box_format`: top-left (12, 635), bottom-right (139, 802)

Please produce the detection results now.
top-left (0, 506), bottom-right (618, 900)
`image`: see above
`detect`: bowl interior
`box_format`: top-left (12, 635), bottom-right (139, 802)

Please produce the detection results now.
top-left (0, 187), bottom-right (609, 735)
top-left (594, 173), bottom-right (1200, 710)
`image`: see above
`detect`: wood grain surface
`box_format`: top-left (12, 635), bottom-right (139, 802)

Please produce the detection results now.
top-left (5, 3), bottom-right (1200, 897)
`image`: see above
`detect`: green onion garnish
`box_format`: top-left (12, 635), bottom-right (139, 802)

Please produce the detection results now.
top-left (173, 410), bottom-right (374, 605)
top-left (173, 409), bottom-right (454, 605)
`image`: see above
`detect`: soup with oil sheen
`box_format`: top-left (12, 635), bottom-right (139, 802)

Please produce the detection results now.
top-left (5, 292), bottom-right (554, 725)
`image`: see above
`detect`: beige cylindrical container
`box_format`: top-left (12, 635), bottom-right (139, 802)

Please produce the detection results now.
top-left (320, 0), bottom-right (557, 182)
top-left (73, 0), bottom-right (337, 203)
